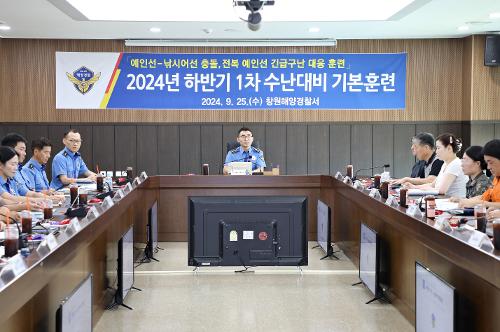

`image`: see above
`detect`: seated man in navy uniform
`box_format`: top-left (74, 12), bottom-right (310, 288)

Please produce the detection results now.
top-left (223, 127), bottom-right (266, 175)
top-left (22, 137), bottom-right (54, 194)
top-left (50, 129), bottom-right (97, 190)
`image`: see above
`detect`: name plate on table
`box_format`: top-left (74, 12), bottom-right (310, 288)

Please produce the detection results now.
top-left (335, 172), bottom-right (344, 180)
top-left (102, 196), bottom-right (114, 210)
top-left (132, 177), bottom-right (141, 188)
top-left (46, 233), bottom-right (58, 250)
top-left (229, 162), bottom-right (252, 176)
top-left (86, 206), bottom-right (100, 221)
top-left (385, 195), bottom-right (397, 207)
top-left (36, 240), bottom-right (51, 257)
top-left (8, 254), bottom-right (28, 276)
top-left (68, 217), bottom-right (82, 233)
top-left (0, 266), bottom-right (16, 284)
top-left (113, 189), bottom-right (125, 202)
top-left (369, 188), bottom-right (381, 199)
top-left (123, 182), bottom-right (133, 194)
top-left (353, 180), bottom-right (364, 191)
top-left (343, 176), bottom-right (353, 186)
top-left (139, 171), bottom-right (148, 181)
top-left (467, 230), bottom-right (494, 251)
top-left (65, 222), bottom-right (76, 237)
top-left (230, 169), bottom-right (246, 175)
top-left (406, 205), bottom-right (423, 219)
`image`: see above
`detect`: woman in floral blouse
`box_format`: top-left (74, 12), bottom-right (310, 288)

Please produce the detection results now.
top-left (460, 146), bottom-right (491, 198)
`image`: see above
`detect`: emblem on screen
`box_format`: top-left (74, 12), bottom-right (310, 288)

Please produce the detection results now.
top-left (66, 66), bottom-right (101, 95)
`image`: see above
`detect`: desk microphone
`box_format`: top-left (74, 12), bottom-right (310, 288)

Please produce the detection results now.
top-left (353, 164), bottom-right (390, 181)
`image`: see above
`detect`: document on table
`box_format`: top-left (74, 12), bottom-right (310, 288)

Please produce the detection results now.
top-left (407, 189), bottom-right (440, 196)
top-left (435, 199), bottom-right (459, 211)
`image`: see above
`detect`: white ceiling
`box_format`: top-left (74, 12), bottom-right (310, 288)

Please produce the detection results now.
top-left (0, 0), bottom-right (499, 40)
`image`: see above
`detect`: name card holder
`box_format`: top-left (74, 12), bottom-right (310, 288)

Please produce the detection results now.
top-left (467, 230), bottom-right (494, 251)
top-left (65, 222), bottom-right (76, 237)
top-left (385, 195), bottom-right (397, 207)
top-left (8, 254), bottom-right (28, 276)
top-left (343, 176), bottom-right (353, 186)
top-left (139, 171), bottom-right (148, 181)
top-left (335, 172), bottom-right (344, 180)
top-left (353, 180), bottom-right (364, 191)
top-left (123, 182), bottom-right (133, 195)
top-left (46, 232), bottom-right (58, 250)
top-left (86, 206), bottom-right (100, 222)
top-left (113, 189), bottom-right (125, 202)
top-left (36, 239), bottom-right (51, 257)
top-left (230, 169), bottom-right (249, 175)
top-left (406, 204), bottom-right (423, 219)
top-left (132, 177), bottom-right (141, 188)
top-left (101, 196), bottom-right (114, 211)
top-left (79, 217), bottom-right (88, 225)
top-left (433, 218), bottom-right (453, 233)
top-left (71, 217), bottom-right (82, 232)
top-left (0, 266), bottom-right (15, 284)
top-left (0, 255), bottom-right (26, 285)
top-left (369, 188), bottom-right (381, 200)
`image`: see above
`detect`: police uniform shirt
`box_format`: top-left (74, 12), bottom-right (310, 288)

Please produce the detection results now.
top-left (224, 146), bottom-right (266, 170)
top-left (12, 164), bottom-right (30, 196)
top-left (0, 175), bottom-right (22, 196)
top-left (50, 147), bottom-right (89, 189)
top-left (22, 158), bottom-right (50, 192)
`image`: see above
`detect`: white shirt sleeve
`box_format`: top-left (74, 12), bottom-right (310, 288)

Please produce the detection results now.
top-left (444, 159), bottom-right (461, 177)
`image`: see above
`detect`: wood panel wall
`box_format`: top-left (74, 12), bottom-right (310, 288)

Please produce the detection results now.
top-left (470, 35), bottom-right (500, 121)
top-left (2, 37), bottom-right (498, 123)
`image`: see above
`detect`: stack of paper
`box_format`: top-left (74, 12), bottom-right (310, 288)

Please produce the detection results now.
top-left (435, 199), bottom-right (459, 211)
top-left (407, 189), bottom-right (440, 196)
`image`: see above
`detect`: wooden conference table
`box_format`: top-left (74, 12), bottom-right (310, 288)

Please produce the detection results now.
top-left (0, 175), bottom-right (498, 331)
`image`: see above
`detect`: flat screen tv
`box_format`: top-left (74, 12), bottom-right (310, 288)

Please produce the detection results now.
top-left (316, 199), bottom-right (333, 258)
top-left (359, 222), bottom-right (380, 300)
top-left (145, 201), bottom-right (159, 260)
top-left (56, 273), bottom-right (92, 332)
top-left (188, 196), bottom-right (307, 267)
top-left (415, 261), bottom-right (456, 332)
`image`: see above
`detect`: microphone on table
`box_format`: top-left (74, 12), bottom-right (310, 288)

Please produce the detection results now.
top-left (352, 164), bottom-right (390, 181)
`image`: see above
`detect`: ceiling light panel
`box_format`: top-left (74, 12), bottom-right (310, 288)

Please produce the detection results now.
top-left (66, 0), bottom-right (416, 22)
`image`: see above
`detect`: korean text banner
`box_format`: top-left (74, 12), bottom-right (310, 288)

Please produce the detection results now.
top-left (56, 52), bottom-right (407, 110)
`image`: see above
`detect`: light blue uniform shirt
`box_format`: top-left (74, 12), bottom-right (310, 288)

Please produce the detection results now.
top-left (12, 164), bottom-right (30, 196)
top-left (22, 158), bottom-right (50, 192)
top-left (0, 175), bottom-right (22, 196)
top-left (50, 147), bottom-right (89, 190)
top-left (224, 146), bottom-right (266, 171)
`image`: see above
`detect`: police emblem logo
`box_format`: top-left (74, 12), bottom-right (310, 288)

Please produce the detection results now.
top-left (66, 66), bottom-right (101, 95)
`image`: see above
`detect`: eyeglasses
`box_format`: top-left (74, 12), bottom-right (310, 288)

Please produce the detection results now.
top-left (68, 139), bottom-right (82, 144)
top-left (238, 135), bottom-right (253, 139)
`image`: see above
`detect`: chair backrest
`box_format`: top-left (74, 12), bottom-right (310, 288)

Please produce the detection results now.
top-left (226, 141), bottom-right (260, 154)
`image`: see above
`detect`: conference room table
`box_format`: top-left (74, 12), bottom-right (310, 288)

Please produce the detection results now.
top-left (0, 175), bottom-right (498, 331)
